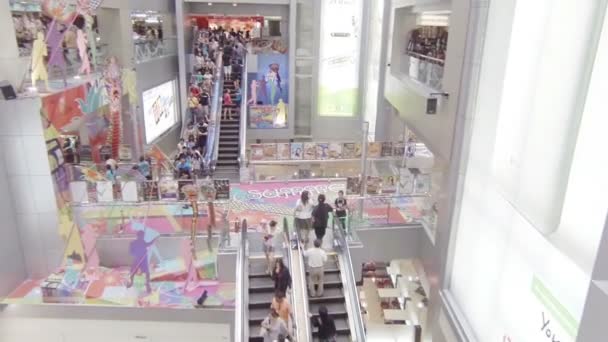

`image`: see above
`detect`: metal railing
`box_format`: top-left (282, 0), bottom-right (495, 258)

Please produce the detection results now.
top-left (238, 54), bottom-right (249, 170)
top-left (280, 217), bottom-right (304, 340)
top-left (295, 220), bottom-right (314, 341)
top-left (333, 217), bottom-right (367, 341)
top-left (133, 37), bottom-right (178, 63)
top-left (203, 53), bottom-right (224, 171)
top-left (235, 219), bottom-right (249, 341)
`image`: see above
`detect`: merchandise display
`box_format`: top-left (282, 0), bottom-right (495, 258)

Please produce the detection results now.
top-left (249, 141), bottom-right (413, 161)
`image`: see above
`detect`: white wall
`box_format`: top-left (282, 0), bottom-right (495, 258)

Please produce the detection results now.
top-left (0, 97), bottom-right (63, 279)
top-left (446, 0), bottom-right (608, 341)
top-left (0, 305), bottom-right (233, 342)
top-left (0, 100), bottom-right (28, 295)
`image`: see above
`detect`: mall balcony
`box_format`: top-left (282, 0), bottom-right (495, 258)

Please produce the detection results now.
top-left (1, 0), bottom-right (608, 342)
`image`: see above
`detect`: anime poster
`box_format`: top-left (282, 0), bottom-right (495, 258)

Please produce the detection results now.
top-left (214, 179), bottom-right (230, 200)
top-left (277, 143), bottom-right (290, 160)
top-left (381, 142), bottom-right (393, 157)
top-left (159, 178), bottom-right (178, 200)
top-left (346, 177), bottom-right (362, 195)
top-left (304, 143), bottom-right (316, 160)
top-left (366, 176), bottom-right (382, 195)
top-left (248, 54), bottom-right (289, 129)
top-left (382, 175), bottom-right (398, 194)
top-left (393, 142), bottom-right (406, 157)
top-left (249, 105), bottom-right (287, 129)
top-left (342, 143), bottom-right (355, 159)
top-left (250, 144), bottom-right (264, 161)
top-left (328, 143), bottom-right (342, 159)
top-left (263, 143), bottom-right (277, 160)
top-left (316, 142), bottom-right (330, 160)
top-left (368, 142), bottom-right (382, 158)
top-left (290, 142), bottom-right (303, 160)
top-left (354, 143), bottom-right (363, 158)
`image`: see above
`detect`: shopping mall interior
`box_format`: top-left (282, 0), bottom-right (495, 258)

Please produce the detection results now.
top-left (0, 0), bottom-right (606, 341)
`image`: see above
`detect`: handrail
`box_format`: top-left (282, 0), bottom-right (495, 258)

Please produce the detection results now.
top-left (235, 219), bottom-right (249, 341)
top-left (333, 218), bottom-right (367, 341)
top-left (296, 221), bottom-right (314, 341)
top-left (238, 54), bottom-right (249, 169)
top-left (281, 217), bottom-right (298, 339)
top-left (204, 52), bottom-right (224, 170)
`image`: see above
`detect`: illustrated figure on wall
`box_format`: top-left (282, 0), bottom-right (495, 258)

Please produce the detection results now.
top-left (81, 222), bottom-right (101, 271)
top-left (181, 238), bottom-right (199, 292)
top-left (76, 28), bottom-right (91, 75)
top-left (248, 79), bottom-right (258, 105)
top-left (127, 230), bottom-right (158, 293)
top-left (265, 63), bottom-right (282, 106)
top-left (31, 31), bottom-right (49, 90)
top-left (275, 98), bottom-right (286, 127)
top-left (130, 218), bottom-right (164, 268)
top-left (46, 20), bottom-right (68, 86)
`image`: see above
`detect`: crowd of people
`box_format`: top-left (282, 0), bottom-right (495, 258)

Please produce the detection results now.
top-left (256, 190), bottom-right (349, 341)
top-left (177, 26), bottom-right (249, 179)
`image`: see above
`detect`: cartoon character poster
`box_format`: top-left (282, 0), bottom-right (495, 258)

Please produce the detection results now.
top-left (248, 54), bottom-right (289, 129)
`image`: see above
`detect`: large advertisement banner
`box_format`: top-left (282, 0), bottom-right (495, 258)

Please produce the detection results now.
top-left (248, 54), bottom-right (288, 128)
top-left (142, 79), bottom-right (178, 144)
top-left (318, 0), bottom-right (363, 117)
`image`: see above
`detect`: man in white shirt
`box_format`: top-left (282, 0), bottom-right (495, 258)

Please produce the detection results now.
top-left (303, 239), bottom-right (327, 297)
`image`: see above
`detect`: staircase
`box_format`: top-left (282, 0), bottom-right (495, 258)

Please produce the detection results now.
top-left (248, 258), bottom-right (278, 342)
top-left (215, 71), bottom-right (241, 182)
top-left (307, 256), bottom-right (352, 342)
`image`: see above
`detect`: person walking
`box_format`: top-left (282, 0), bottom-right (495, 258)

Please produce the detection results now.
top-left (272, 258), bottom-right (292, 294)
top-left (312, 306), bottom-right (337, 342)
top-left (294, 190), bottom-right (313, 246)
top-left (263, 220), bottom-right (281, 274)
top-left (303, 239), bottom-right (327, 297)
top-left (334, 190), bottom-right (348, 231)
top-left (270, 290), bottom-right (293, 337)
top-left (260, 309), bottom-right (288, 342)
top-left (138, 156), bottom-right (152, 180)
top-left (312, 194), bottom-right (333, 242)
top-left (222, 89), bottom-right (233, 120)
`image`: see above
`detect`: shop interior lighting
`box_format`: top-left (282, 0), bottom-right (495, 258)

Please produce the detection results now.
top-left (233, 3), bottom-right (237, 6)
top-left (208, 2), bottom-right (212, 5)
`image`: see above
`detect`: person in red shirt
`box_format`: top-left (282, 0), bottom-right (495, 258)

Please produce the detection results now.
top-left (222, 89), bottom-right (233, 120)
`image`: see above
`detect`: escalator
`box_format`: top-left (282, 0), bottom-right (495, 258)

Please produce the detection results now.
top-left (248, 257), bottom-right (279, 342)
top-left (306, 255), bottom-right (352, 341)
top-left (302, 220), bottom-right (367, 342)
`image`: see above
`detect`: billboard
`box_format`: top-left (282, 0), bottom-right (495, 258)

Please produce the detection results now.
top-left (143, 79), bottom-right (178, 144)
top-left (318, 0), bottom-right (363, 117)
top-left (248, 54), bottom-right (288, 128)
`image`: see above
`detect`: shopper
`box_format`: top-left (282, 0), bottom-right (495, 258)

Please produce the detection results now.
top-left (104, 155), bottom-right (117, 171)
top-left (263, 220), bottom-right (280, 274)
top-left (303, 239), bottom-right (327, 297)
top-left (312, 194), bottom-right (333, 241)
top-left (271, 290), bottom-right (293, 337)
top-left (234, 86), bottom-right (242, 109)
top-left (222, 89), bottom-right (234, 120)
top-left (138, 156), bottom-right (151, 180)
top-left (272, 258), bottom-right (292, 294)
top-left (260, 309), bottom-right (289, 342)
top-left (223, 44), bottom-right (232, 79)
top-left (334, 190), bottom-right (348, 231)
top-left (294, 190), bottom-right (314, 246)
top-left (105, 164), bottom-right (116, 182)
top-left (312, 306), bottom-right (337, 342)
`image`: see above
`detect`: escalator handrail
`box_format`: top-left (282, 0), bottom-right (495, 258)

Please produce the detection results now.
top-left (235, 219), bottom-right (249, 341)
top-left (295, 222), bottom-right (314, 341)
top-left (333, 217), bottom-right (367, 342)
top-left (204, 52), bottom-right (224, 167)
top-left (281, 217), bottom-right (298, 340)
top-left (238, 54), bottom-right (248, 168)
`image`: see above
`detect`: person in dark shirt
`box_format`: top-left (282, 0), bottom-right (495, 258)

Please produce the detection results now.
top-left (271, 258), bottom-right (292, 294)
top-left (312, 194), bottom-right (333, 241)
top-left (312, 306), bottom-right (337, 342)
top-left (334, 190), bottom-right (348, 231)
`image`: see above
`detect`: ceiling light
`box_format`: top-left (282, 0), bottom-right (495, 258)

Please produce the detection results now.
top-left (208, 2), bottom-right (212, 6)
top-left (233, 3), bottom-right (237, 6)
